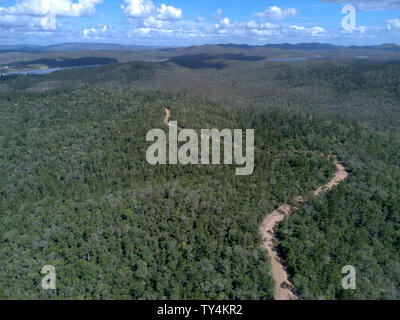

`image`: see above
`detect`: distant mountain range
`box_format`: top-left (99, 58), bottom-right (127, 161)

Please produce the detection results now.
top-left (218, 42), bottom-right (400, 51)
top-left (0, 43), bottom-right (161, 53)
top-left (1, 42), bottom-right (400, 53)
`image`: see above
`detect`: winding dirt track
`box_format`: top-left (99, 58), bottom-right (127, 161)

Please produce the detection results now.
top-left (163, 107), bottom-right (172, 127)
top-left (260, 159), bottom-right (348, 300)
top-left (162, 108), bottom-right (349, 300)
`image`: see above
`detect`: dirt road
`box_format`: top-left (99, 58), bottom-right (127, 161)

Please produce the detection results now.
top-left (163, 107), bottom-right (172, 127)
top-left (260, 159), bottom-right (348, 300)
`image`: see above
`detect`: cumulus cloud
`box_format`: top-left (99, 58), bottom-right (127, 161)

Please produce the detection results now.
top-left (212, 8), bottom-right (223, 20)
top-left (290, 25), bottom-right (327, 36)
top-left (0, 13), bottom-right (38, 28)
top-left (83, 27), bottom-right (96, 37)
top-left (126, 19), bottom-right (206, 42)
top-left (0, 0), bottom-right (102, 30)
top-left (0, 0), bottom-right (102, 17)
top-left (121, 0), bottom-right (154, 19)
top-left (387, 18), bottom-right (400, 29)
top-left (157, 4), bottom-right (181, 20)
top-left (340, 25), bottom-right (367, 34)
top-left (213, 14), bottom-right (280, 38)
top-left (124, 4), bottom-right (302, 43)
top-left (121, 0), bottom-right (185, 44)
top-left (255, 6), bottom-right (298, 20)
top-left (121, 0), bottom-right (181, 20)
top-left (140, 16), bottom-right (167, 28)
top-left (320, 0), bottom-right (400, 11)
top-left (83, 24), bottom-right (112, 38)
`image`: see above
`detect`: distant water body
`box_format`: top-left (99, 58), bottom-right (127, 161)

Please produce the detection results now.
top-left (270, 57), bottom-right (308, 62)
top-left (1, 64), bottom-right (101, 76)
top-left (270, 55), bottom-right (368, 62)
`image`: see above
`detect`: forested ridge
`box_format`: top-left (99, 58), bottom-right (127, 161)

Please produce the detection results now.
top-left (0, 57), bottom-right (399, 299)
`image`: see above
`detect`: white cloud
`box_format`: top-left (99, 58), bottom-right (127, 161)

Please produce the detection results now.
top-left (121, 0), bottom-right (154, 19)
top-left (0, 0), bottom-right (102, 30)
top-left (122, 0), bottom-right (181, 20)
top-left (213, 14), bottom-right (281, 39)
top-left (83, 27), bottom-right (97, 37)
top-left (82, 24), bottom-right (111, 38)
top-left (141, 16), bottom-right (167, 28)
top-left (255, 6), bottom-right (298, 21)
top-left (321, 0), bottom-right (400, 11)
top-left (212, 8), bottom-right (223, 20)
top-left (290, 25), bottom-right (327, 36)
top-left (247, 20), bottom-right (278, 30)
top-left (0, 13), bottom-right (38, 27)
top-left (340, 25), bottom-right (367, 34)
top-left (387, 18), bottom-right (400, 29)
top-left (126, 21), bottom-right (205, 41)
top-left (0, 0), bottom-right (102, 18)
top-left (157, 4), bottom-right (181, 20)
top-left (220, 17), bottom-right (230, 27)
top-left (122, 0), bottom-right (181, 37)
top-left (196, 16), bottom-right (205, 22)
top-left (358, 26), bottom-right (367, 33)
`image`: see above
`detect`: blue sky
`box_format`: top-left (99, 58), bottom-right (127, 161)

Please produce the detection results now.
top-left (1, 0), bottom-right (400, 46)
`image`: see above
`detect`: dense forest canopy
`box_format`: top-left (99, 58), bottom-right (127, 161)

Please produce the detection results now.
top-left (0, 53), bottom-right (399, 299)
